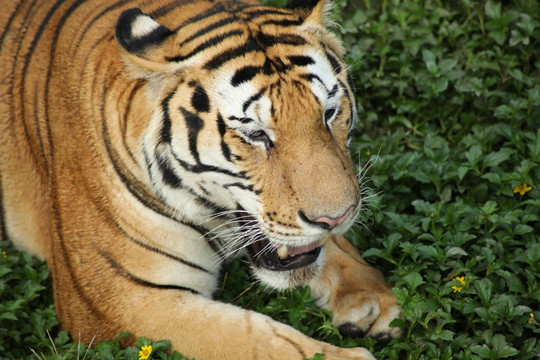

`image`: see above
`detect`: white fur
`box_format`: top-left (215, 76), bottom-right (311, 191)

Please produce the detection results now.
top-left (131, 15), bottom-right (161, 38)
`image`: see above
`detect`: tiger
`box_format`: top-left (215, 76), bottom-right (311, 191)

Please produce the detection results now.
top-left (0, 0), bottom-right (401, 359)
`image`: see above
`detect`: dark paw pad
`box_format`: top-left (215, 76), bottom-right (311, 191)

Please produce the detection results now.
top-left (338, 323), bottom-right (366, 338)
top-left (372, 332), bottom-right (392, 345)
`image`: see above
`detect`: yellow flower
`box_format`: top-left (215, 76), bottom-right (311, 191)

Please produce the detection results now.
top-left (529, 313), bottom-right (536, 324)
top-left (139, 345), bottom-right (152, 360)
top-left (451, 276), bottom-right (466, 293)
top-left (2, 251), bottom-right (6, 259)
top-left (513, 182), bottom-right (532, 195)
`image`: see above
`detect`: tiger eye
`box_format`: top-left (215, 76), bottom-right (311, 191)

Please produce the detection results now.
top-left (249, 130), bottom-right (266, 139)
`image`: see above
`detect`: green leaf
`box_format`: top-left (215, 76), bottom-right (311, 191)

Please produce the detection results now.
top-left (362, 248), bottom-right (382, 258)
top-left (494, 105), bottom-right (513, 119)
top-left (403, 271), bottom-right (425, 291)
top-left (471, 344), bottom-right (492, 357)
top-left (484, 0), bottom-right (501, 19)
top-left (432, 78), bottom-right (448, 93)
top-left (458, 166), bottom-right (471, 180)
top-left (492, 334), bottom-right (520, 358)
top-left (392, 287), bottom-right (409, 305)
top-left (0, 267), bottom-right (12, 278)
top-left (481, 148), bottom-right (512, 169)
top-left (513, 224), bottom-right (533, 235)
top-left (475, 279), bottom-right (493, 304)
top-left (418, 245), bottom-right (440, 260)
top-left (465, 145), bottom-right (482, 167)
top-left (446, 247), bottom-right (468, 257)
top-left (481, 172), bottom-right (501, 184)
top-left (481, 200), bottom-right (498, 215)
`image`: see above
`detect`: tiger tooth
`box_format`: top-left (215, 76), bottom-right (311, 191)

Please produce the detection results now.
top-left (277, 246), bottom-right (289, 259)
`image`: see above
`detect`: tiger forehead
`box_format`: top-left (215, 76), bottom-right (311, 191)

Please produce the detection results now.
top-left (173, 2), bottom-right (305, 45)
top-left (164, 1), bottom-right (342, 72)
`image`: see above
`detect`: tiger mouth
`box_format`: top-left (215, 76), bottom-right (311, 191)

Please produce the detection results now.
top-left (246, 237), bottom-right (322, 271)
top-left (239, 213), bottom-right (322, 271)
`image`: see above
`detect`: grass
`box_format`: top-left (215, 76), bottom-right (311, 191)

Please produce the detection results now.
top-left (1, 0), bottom-right (540, 359)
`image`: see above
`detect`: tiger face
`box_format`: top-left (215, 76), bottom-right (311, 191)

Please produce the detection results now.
top-left (116, 2), bottom-right (360, 289)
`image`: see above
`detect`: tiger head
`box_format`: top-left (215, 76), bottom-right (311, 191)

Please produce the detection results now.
top-left (115, 0), bottom-right (360, 289)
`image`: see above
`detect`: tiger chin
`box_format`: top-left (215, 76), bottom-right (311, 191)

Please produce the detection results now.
top-left (0, 0), bottom-right (401, 359)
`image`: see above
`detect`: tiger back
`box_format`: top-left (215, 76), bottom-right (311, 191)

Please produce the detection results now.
top-left (0, 1), bottom-right (401, 359)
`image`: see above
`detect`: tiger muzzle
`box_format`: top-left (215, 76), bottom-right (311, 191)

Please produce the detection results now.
top-left (238, 214), bottom-right (322, 271)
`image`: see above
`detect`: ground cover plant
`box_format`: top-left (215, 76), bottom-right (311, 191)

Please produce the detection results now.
top-left (1, 0), bottom-right (539, 359)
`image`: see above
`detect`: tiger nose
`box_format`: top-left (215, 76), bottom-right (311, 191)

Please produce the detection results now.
top-left (300, 205), bottom-right (356, 230)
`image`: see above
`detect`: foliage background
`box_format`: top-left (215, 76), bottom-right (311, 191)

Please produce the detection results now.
top-left (1, 0), bottom-right (539, 359)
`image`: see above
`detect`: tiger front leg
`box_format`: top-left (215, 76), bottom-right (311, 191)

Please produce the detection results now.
top-left (88, 284), bottom-right (376, 360)
top-left (309, 235), bottom-right (402, 343)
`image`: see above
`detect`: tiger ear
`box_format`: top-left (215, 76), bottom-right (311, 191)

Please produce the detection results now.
top-left (115, 8), bottom-right (178, 78)
top-left (285, 0), bottom-right (330, 26)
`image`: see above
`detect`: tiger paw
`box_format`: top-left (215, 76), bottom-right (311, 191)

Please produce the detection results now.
top-left (309, 235), bottom-right (403, 343)
top-left (332, 287), bottom-right (402, 344)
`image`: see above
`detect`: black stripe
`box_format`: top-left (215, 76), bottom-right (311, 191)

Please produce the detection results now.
top-left (231, 133), bottom-right (250, 146)
top-left (336, 77), bottom-right (356, 142)
top-left (325, 49), bottom-right (342, 74)
top-left (125, 231), bottom-right (213, 274)
top-left (203, 40), bottom-right (259, 70)
top-left (328, 83), bottom-right (339, 98)
top-left (224, 182), bottom-right (261, 195)
top-left (169, 146), bottom-right (246, 179)
top-left (102, 103), bottom-right (181, 221)
top-left (273, 329), bottom-right (306, 359)
top-left (98, 249), bottom-right (200, 294)
top-left (198, 185), bottom-right (211, 196)
top-left (160, 90), bottom-right (175, 143)
top-left (75, 1), bottom-right (133, 52)
top-left (300, 73), bottom-right (330, 93)
top-left (121, 81), bottom-right (145, 164)
top-left (255, 32), bottom-right (307, 48)
top-left (285, 0), bottom-right (321, 11)
top-left (191, 85), bottom-right (210, 113)
top-left (338, 78), bottom-right (352, 103)
top-left (228, 116), bottom-right (254, 124)
top-left (149, 0), bottom-right (193, 19)
top-left (171, 2), bottom-right (258, 32)
top-left (244, 8), bottom-right (294, 17)
top-left (0, 1), bottom-right (27, 51)
top-left (171, 2), bottom-right (228, 31)
top-left (182, 16), bottom-right (238, 45)
top-left (165, 29), bottom-right (244, 62)
top-left (231, 66), bottom-right (260, 87)
top-left (324, 108), bottom-right (337, 123)
top-left (159, 156), bottom-right (183, 187)
top-left (217, 114), bottom-right (232, 162)
top-left (154, 147), bottom-right (240, 218)
top-left (347, 72), bottom-right (356, 94)
top-left (259, 18), bottom-right (303, 27)
top-left (288, 55), bottom-right (315, 67)
top-left (5, 0), bottom-right (44, 181)
top-left (21, 0), bottom-right (67, 177)
top-left (53, 223), bottom-right (109, 325)
top-left (150, 147), bottom-right (232, 240)
top-left (180, 107), bottom-right (204, 163)
top-left (242, 91), bottom-right (264, 113)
